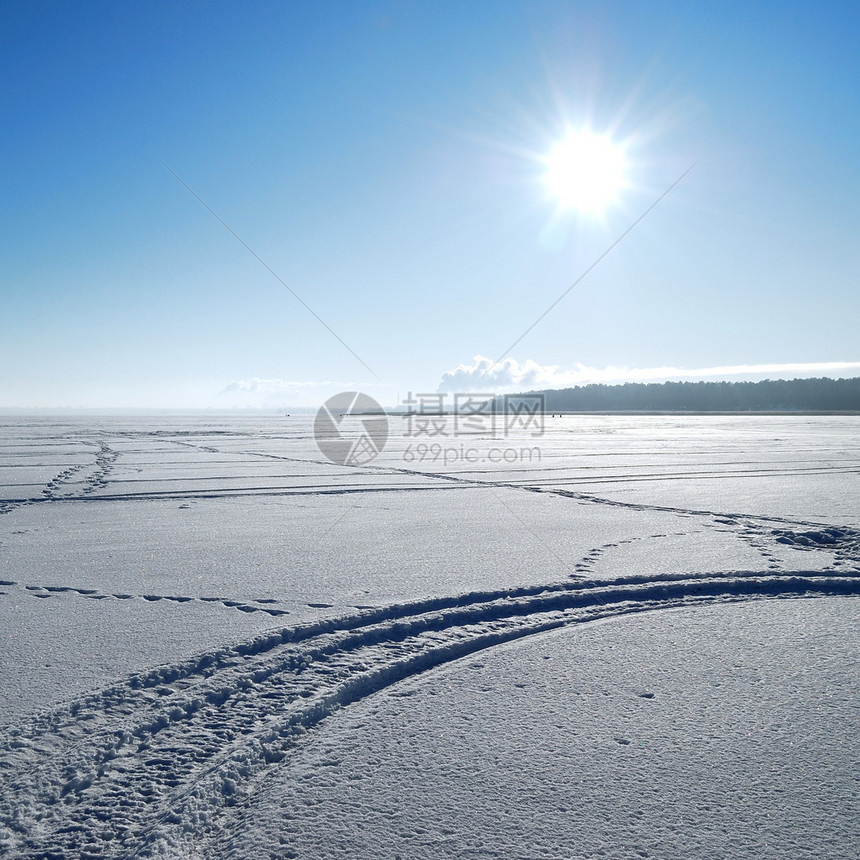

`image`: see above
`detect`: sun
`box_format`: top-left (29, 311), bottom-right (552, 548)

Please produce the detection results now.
top-left (543, 130), bottom-right (627, 214)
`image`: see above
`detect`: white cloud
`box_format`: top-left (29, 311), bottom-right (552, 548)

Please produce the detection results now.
top-left (438, 356), bottom-right (860, 393)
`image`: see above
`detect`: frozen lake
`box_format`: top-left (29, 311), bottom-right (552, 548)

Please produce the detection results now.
top-left (0, 414), bottom-right (858, 858)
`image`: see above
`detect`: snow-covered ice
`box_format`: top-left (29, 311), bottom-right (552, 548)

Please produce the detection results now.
top-left (0, 414), bottom-right (857, 858)
top-left (231, 597), bottom-right (860, 860)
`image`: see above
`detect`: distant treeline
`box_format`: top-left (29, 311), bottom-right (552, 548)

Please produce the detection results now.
top-left (507, 377), bottom-right (860, 412)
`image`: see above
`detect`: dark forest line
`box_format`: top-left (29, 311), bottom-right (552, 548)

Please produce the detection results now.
top-left (507, 377), bottom-right (860, 412)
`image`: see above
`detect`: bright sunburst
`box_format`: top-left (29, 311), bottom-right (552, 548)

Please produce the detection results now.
top-left (543, 130), bottom-right (627, 214)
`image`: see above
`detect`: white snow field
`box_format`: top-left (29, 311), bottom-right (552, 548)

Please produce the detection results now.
top-left (0, 414), bottom-right (858, 858)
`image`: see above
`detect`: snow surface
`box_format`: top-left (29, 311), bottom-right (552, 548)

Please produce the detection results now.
top-left (230, 597), bottom-right (860, 860)
top-left (0, 414), bottom-right (857, 858)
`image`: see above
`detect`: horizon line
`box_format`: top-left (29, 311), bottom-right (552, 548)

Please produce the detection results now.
top-left (2, 374), bottom-right (859, 414)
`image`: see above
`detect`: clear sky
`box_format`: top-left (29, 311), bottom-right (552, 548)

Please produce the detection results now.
top-left (2, 0), bottom-right (859, 409)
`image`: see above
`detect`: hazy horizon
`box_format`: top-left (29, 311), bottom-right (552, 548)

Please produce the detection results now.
top-left (1, 369), bottom-right (858, 414)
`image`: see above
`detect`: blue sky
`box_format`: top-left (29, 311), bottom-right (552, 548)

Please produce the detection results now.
top-left (2, 0), bottom-right (859, 409)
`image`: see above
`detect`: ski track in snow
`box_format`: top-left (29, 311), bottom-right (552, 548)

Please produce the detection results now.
top-left (1, 571), bottom-right (859, 859)
top-left (1, 422), bottom-right (858, 857)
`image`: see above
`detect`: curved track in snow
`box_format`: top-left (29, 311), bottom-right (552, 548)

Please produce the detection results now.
top-left (1, 570), bottom-right (859, 859)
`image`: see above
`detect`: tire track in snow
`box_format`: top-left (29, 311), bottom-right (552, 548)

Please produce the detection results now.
top-left (358, 457), bottom-right (860, 540)
top-left (388, 465), bottom-right (860, 571)
top-left (375, 463), bottom-right (860, 572)
top-left (4, 437), bottom-right (855, 550)
top-left (0, 571), bottom-right (858, 859)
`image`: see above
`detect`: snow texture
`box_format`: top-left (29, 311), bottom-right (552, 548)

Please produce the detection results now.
top-left (0, 415), bottom-right (857, 858)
